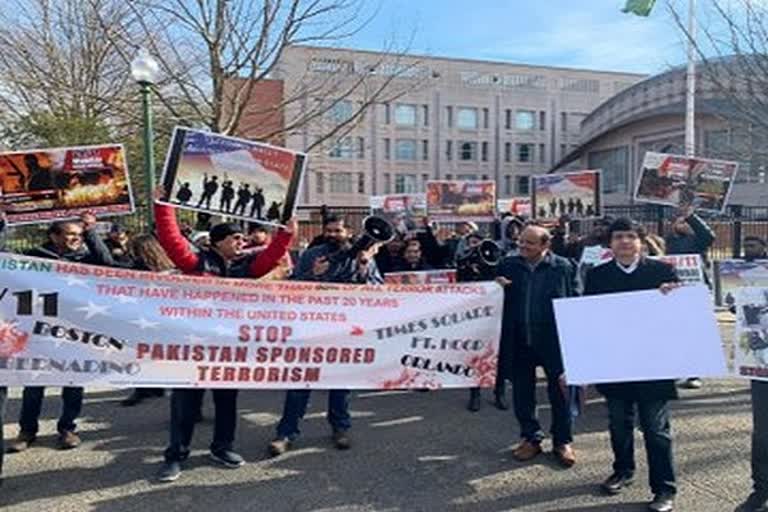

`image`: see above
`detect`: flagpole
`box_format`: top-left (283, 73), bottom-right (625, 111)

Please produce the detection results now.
top-left (685, 0), bottom-right (696, 157)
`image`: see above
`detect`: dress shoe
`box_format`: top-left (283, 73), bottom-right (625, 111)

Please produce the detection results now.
top-left (268, 437), bottom-right (291, 457)
top-left (648, 493), bottom-right (675, 512)
top-left (553, 444), bottom-right (576, 468)
top-left (601, 472), bottom-right (634, 495)
top-left (58, 430), bottom-right (81, 450)
top-left (7, 431), bottom-right (36, 453)
top-left (511, 440), bottom-right (542, 461)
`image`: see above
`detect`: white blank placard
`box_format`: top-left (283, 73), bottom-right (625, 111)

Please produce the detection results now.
top-left (553, 285), bottom-right (726, 385)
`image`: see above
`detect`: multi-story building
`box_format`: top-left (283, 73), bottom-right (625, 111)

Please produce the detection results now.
top-left (244, 45), bottom-right (645, 207)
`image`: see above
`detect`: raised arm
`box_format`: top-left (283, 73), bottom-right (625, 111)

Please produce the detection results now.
top-left (154, 201), bottom-right (200, 273)
top-left (248, 224), bottom-right (294, 279)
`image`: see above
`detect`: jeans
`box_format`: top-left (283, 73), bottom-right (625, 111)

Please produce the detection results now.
top-left (752, 380), bottom-right (768, 496)
top-left (0, 386), bottom-right (6, 477)
top-left (511, 345), bottom-right (572, 446)
top-left (606, 398), bottom-right (676, 496)
top-left (164, 389), bottom-right (238, 463)
top-left (19, 386), bottom-right (83, 435)
top-left (276, 389), bottom-right (351, 439)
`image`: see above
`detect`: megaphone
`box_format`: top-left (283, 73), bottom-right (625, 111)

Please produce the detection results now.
top-left (477, 239), bottom-right (502, 266)
top-left (348, 216), bottom-right (396, 255)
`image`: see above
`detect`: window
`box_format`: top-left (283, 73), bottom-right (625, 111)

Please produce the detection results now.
top-left (459, 141), bottom-right (478, 161)
top-left (394, 104), bottom-right (417, 126)
top-left (504, 142), bottom-right (512, 163)
top-left (395, 139), bottom-right (417, 160)
top-left (329, 100), bottom-right (354, 124)
top-left (421, 174), bottom-right (430, 190)
top-left (445, 173), bottom-right (453, 180)
top-left (588, 146), bottom-right (629, 194)
top-left (422, 105), bottom-right (429, 126)
top-left (539, 144), bottom-right (546, 163)
top-left (395, 174), bottom-right (419, 193)
top-left (316, 172), bottom-right (324, 194)
top-left (357, 137), bottom-right (365, 159)
top-left (517, 176), bottom-right (530, 195)
top-left (383, 103), bottom-right (391, 124)
top-left (482, 108), bottom-right (489, 129)
top-left (383, 173), bottom-right (391, 194)
top-left (329, 173), bottom-right (354, 194)
top-left (505, 109), bottom-right (512, 130)
top-left (329, 137), bottom-right (354, 158)
top-left (481, 174), bottom-right (489, 180)
top-left (384, 138), bottom-right (391, 160)
top-left (560, 144), bottom-right (567, 157)
top-left (504, 175), bottom-right (512, 195)
top-left (457, 173), bottom-right (476, 181)
top-left (516, 110), bottom-right (535, 130)
top-left (704, 129), bottom-right (729, 158)
top-left (539, 111), bottom-right (546, 131)
top-left (481, 141), bottom-right (489, 162)
top-left (517, 143), bottom-right (534, 163)
top-left (357, 173), bottom-right (365, 194)
top-left (457, 108), bottom-right (478, 129)
top-left (445, 140), bottom-right (453, 161)
top-left (561, 112), bottom-right (567, 132)
top-left (445, 106), bottom-right (453, 127)
top-left (422, 140), bottom-right (429, 161)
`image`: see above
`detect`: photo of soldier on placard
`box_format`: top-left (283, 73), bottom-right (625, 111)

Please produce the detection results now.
top-left (159, 127), bottom-right (306, 228)
top-left (531, 170), bottom-right (602, 221)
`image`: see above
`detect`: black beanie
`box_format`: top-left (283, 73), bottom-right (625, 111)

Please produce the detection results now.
top-left (209, 222), bottom-right (243, 244)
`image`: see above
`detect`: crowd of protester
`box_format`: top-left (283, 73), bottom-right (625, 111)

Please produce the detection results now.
top-left (0, 198), bottom-right (765, 512)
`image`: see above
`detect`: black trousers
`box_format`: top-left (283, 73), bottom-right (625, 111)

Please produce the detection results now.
top-left (0, 386), bottom-right (6, 477)
top-left (511, 344), bottom-right (572, 446)
top-left (606, 398), bottom-right (676, 496)
top-left (164, 389), bottom-right (238, 463)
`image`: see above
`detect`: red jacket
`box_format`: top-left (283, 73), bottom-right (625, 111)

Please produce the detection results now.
top-left (154, 203), bottom-right (292, 278)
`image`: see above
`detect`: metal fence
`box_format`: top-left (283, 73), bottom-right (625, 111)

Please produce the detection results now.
top-left (4, 203), bottom-right (768, 261)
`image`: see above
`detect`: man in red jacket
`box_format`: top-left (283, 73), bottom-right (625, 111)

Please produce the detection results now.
top-left (153, 191), bottom-right (295, 482)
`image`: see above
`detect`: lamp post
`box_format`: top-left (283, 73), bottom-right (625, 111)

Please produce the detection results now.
top-left (130, 48), bottom-right (160, 226)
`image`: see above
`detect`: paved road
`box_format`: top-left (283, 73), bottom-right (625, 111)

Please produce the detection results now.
top-left (0, 318), bottom-right (755, 511)
top-left (0, 379), bottom-right (753, 512)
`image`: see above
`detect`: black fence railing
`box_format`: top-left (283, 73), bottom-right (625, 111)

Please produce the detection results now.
top-left (4, 203), bottom-right (767, 261)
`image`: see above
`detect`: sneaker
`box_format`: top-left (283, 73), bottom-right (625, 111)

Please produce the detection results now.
top-left (648, 493), bottom-right (675, 512)
top-left (680, 377), bottom-right (703, 389)
top-left (553, 443), bottom-right (576, 468)
top-left (735, 492), bottom-right (768, 512)
top-left (332, 430), bottom-right (351, 450)
top-left (268, 437), bottom-right (292, 457)
top-left (601, 472), bottom-right (634, 495)
top-left (511, 440), bottom-right (542, 462)
top-left (157, 461), bottom-right (182, 482)
top-left (7, 431), bottom-right (36, 453)
top-left (210, 449), bottom-right (245, 468)
top-left (58, 430), bottom-right (81, 450)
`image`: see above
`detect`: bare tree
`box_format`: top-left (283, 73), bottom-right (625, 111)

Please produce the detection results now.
top-left (94, 0), bottom-right (426, 147)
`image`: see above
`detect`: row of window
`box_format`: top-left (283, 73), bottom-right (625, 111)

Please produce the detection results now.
top-left (315, 171), bottom-right (531, 196)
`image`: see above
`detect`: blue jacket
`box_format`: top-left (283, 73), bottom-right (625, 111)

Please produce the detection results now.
top-left (293, 242), bottom-right (383, 284)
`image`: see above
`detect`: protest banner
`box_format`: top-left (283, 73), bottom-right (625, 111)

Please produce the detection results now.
top-left (714, 259), bottom-right (768, 308)
top-left (733, 287), bottom-right (768, 381)
top-left (384, 270), bottom-right (457, 285)
top-left (654, 254), bottom-right (705, 286)
top-left (497, 197), bottom-right (531, 218)
top-left (0, 254), bottom-right (502, 390)
top-left (370, 194), bottom-right (427, 232)
top-left (531, 170), bottom-right (602, 221)
top-left (553, 286), bottom-right (726, 385)
top-left (579, 245), bottom-right (613, 268)
top-left (426, 180), bottom-right (495, 222)
top-left (634, 152), bottom-right (738, 213)
top-left (0, 145), bottom-right (134, 226)
top-left (158, 127), bottom-right (306, 228)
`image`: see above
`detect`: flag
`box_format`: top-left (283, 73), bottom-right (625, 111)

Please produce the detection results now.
top-left (622, 0), bottom-right (656, 16)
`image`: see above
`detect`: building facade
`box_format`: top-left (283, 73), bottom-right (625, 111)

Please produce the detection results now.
top-left (555, 59), bottom-right (768, 207)
top-left (259, 46), bottom-right (644, 207)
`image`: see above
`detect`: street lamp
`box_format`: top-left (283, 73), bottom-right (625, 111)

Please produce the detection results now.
top-left (130, 48), bottom-right (161, 226)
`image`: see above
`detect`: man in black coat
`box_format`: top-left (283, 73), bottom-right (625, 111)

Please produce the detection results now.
top-left (6, 213), bottom-right (118, 454)
top-left (495, 225), bottom-right (579, 468)
top-left (584, 218), bottom-right (680, 512)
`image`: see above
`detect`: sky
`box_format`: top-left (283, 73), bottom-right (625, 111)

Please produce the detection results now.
top-left (337, 0), bottom-right (714, 75)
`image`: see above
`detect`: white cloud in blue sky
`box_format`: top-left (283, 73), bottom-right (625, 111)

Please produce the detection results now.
top-left (342, 0), bottom-right (700, 75)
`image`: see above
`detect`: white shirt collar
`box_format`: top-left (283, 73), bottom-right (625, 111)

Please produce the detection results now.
top-left (615, 256), bottom-right (640, 274)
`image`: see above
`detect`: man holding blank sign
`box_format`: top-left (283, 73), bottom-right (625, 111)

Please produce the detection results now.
top-left (583, 218), bottom-right (681, 512)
